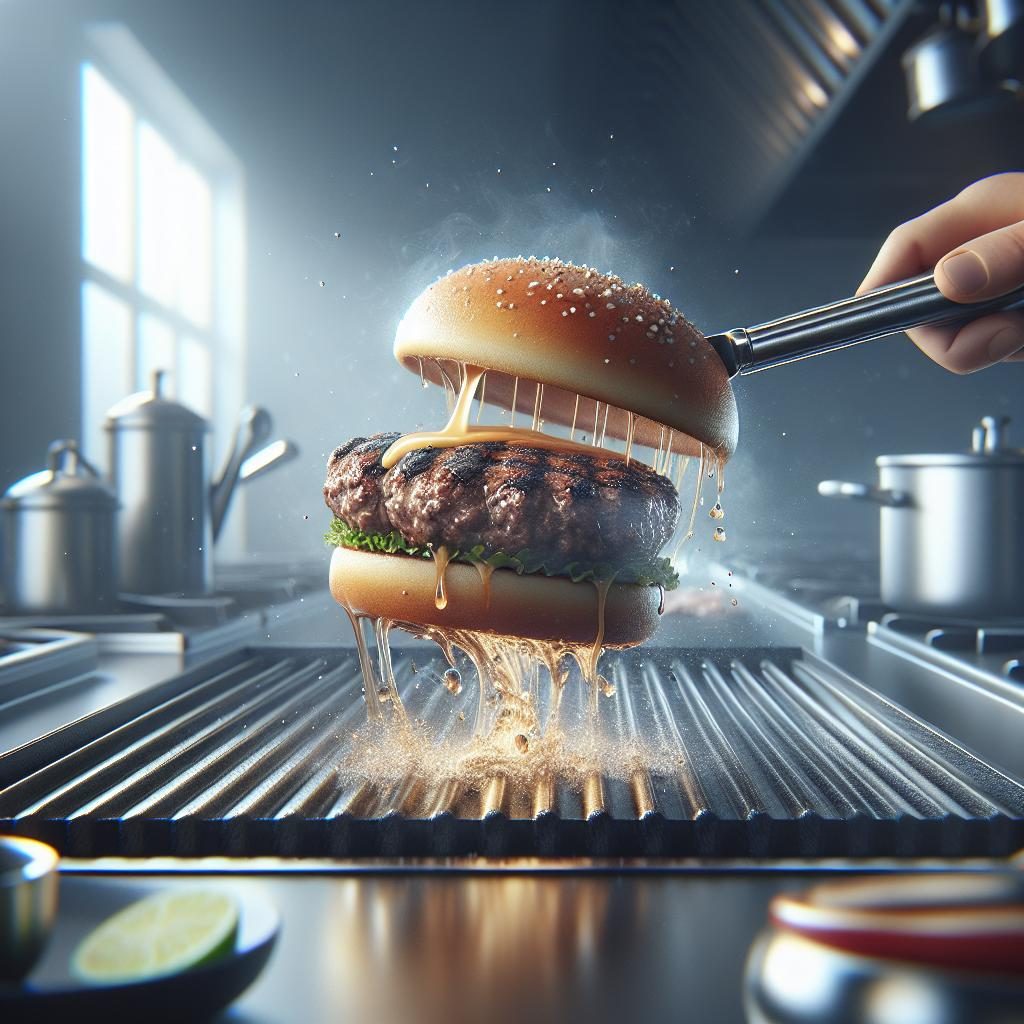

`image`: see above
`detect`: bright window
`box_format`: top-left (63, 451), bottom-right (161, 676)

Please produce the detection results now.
top-left (79, 26), bottom-right (245, 552)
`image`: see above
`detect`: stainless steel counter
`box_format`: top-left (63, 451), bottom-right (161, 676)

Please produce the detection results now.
top-left (3, 577), bottom-right (1023, 1022)
top-left (37, 869), bottom-right (871, 1024)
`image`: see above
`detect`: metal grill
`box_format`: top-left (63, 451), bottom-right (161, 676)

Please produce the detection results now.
top-left (1, 645), bottom-right (1022, 859)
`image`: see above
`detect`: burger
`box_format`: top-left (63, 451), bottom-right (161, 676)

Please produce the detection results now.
top-left (323, 257), bottom-right (737, 651)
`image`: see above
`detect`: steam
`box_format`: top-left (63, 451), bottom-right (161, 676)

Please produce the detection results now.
top-left (395, 191), bottom-right (659, 306)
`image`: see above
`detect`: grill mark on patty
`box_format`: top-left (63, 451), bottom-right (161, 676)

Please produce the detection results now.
top-left (355, 432), bottom-right (401, 478)
top-left (440, 446), bottom-right (491, 485)
top-left (330, 438), bottom-right (365, 462)
top-left (398, 446), bottom-right (444, 479)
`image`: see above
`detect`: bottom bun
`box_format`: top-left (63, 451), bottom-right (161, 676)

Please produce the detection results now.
top-left (328, 545), bottom-right (662, 646)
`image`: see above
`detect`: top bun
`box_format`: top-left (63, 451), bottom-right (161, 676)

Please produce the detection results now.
top-left (394, 257), bottom-right (738, 459)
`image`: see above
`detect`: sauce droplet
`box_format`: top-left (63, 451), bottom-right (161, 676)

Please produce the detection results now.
top-left (433, 545), bottom-right (452, 609)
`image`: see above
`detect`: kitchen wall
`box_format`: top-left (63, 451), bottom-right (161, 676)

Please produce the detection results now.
top-left (1, 0), bottom-right (1019, 577)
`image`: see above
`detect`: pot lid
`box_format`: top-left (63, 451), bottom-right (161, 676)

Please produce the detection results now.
top-left (105, 370), bottom-right (208, 433)
top-left (877, 414), bottom-right (1024, 468)
top-left (1, 440), bottom-right (118, 511)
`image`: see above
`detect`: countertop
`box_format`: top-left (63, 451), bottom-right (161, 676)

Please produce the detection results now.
top-left (4, 572), bottom-right (1023, 1022)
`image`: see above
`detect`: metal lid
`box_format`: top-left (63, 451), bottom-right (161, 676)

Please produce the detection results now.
top-left (1, 441), bottom-right (118, 511)
top-left (877, 415), bottom-right (1024, 468)
top-left (105, 370), bottom-right (208, 433)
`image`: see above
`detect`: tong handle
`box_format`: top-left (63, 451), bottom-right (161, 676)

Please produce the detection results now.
top-left (721, 272), bottom-right (1024, 375)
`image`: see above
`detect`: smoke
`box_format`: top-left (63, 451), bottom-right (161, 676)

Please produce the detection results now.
top-left (394, 189), bottom-right (660, 309)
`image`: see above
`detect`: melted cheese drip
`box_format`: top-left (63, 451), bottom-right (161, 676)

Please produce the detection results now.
top-left (433, 545), bottom-right (452, 610)
top-left (381, 365), bottom-right (630, 469)
top-left (473, 560), bottom-right (495, 610)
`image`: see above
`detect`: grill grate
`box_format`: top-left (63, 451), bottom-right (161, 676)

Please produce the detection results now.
top-left (2, 645), bottom-right (1022, 859)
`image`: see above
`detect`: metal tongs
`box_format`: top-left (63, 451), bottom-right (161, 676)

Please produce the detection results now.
top-left (706, 272), bottom-right (1024, 377)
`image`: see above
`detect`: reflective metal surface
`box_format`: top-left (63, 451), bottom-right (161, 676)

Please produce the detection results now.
top-left (0, 835), bottom-right (58, 982)
top-left (746, 927), bottom-right (1024, 1024)
top-left (818, 417), bottom-right (1024, 619)
top-left (107, 373), bottom-right (298, 597)
top-left (2, 643), bottom-right (1022, 859)
top-left (1, 441), bottom-right (118, 614)
top-left (107, 372), bottom-right (211, 596)
top-left (708, 274), bottom-right (1024, 377)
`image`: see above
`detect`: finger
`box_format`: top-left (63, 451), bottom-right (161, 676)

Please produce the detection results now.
top-left (857, 173), bottom-right (1024, 294)
top-left (906, 310), bottom-right (1024, 374)
top-left (935, 219), bottom-right (1024, 302)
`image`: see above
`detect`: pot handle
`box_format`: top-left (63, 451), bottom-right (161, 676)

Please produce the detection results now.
top-left (46, 439), bottom-right (102, 480)
top-left (817, 480), bottom-right (910, 507)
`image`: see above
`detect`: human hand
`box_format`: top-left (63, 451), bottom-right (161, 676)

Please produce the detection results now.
top-left (858, 172), bottom-right (1024, 373)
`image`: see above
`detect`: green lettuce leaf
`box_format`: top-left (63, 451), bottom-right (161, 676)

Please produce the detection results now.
top-left (324, 518), bottom-right (679, 590)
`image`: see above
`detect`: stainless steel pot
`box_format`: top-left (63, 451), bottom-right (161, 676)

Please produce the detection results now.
top-left (819, 416), bottom-right (1024, 620)
top-left (1, 440), bottom-right (118, 614)
top-left (106, 371), bottom-right (297, 596)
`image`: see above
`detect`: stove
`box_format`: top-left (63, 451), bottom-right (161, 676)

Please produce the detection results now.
top-left (729, 551), bottom-right (1024, 697)
top-left (870, 615), bottom-right (1024, 691)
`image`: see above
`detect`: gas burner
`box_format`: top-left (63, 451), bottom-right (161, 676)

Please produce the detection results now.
top-left (870, 614), bottom-right (1024, 692)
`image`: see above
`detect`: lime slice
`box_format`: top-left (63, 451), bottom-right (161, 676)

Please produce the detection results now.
top-left (71, 889), bottom-right (239, 985)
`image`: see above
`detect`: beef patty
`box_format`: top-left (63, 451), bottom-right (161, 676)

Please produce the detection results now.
top-left (324, 433), bottom-right (679, 568)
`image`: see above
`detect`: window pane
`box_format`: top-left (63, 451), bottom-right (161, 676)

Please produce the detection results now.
top-left (82, 281), bottom-right (132, 470)
top-left (177, 162), bottom-right (213, 327)
top-left (137, 122), bottom-right (180, 307)
top-left (82, 64), bottom-right (134, 281)
top-left (178, 335), bottom-right (212, 417)
top-left (137, 312), bottom-right (176, 393)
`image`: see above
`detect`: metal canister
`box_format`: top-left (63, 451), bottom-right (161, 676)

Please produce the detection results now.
top-left (106, 370), bottom-right (211, 595)
top-left (819, 415), bottom-right (1024, 619)
top-left (1, 440), bottom-right (119, 613)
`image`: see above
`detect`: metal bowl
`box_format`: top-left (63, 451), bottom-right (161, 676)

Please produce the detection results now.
top-left (0, 835), bottom-right (59, 982)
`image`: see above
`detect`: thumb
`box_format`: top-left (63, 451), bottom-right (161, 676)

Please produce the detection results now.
top-left (935, 219), bottom-right (1024, 302)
